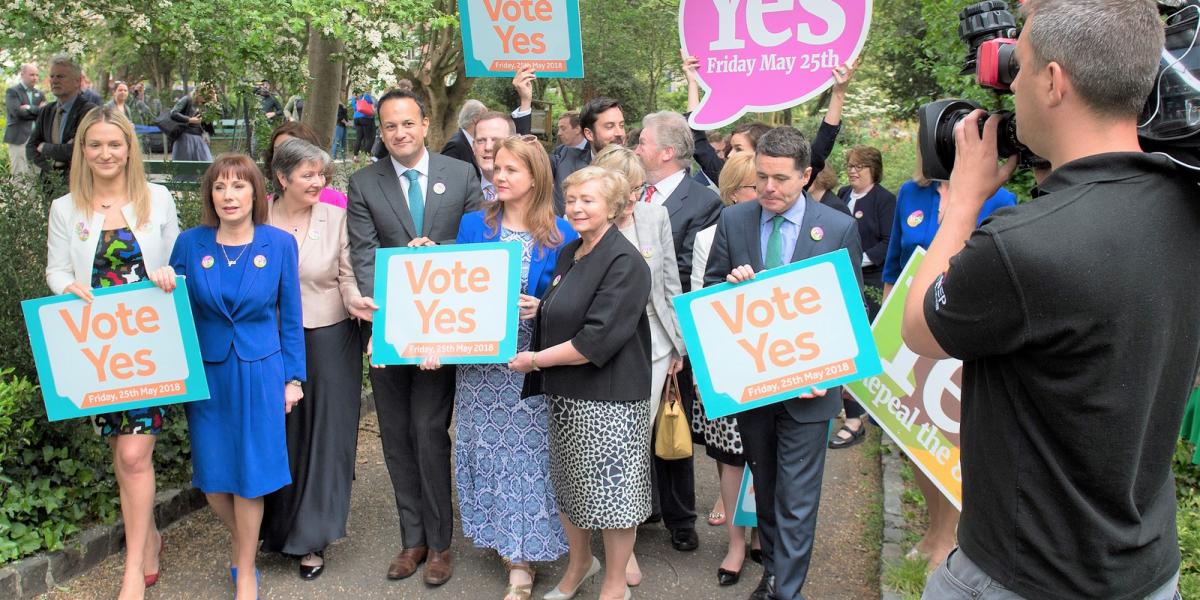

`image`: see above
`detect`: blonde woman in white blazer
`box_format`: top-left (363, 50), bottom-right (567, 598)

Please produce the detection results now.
top-left (44, 106), bottom-right (180, 600)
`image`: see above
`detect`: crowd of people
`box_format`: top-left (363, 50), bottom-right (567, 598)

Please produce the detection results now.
top-left (13, 2), bottom-right (1200, 599)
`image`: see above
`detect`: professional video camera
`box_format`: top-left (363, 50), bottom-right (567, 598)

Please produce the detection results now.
top-left (917, 0), bottom-right (1200, 180)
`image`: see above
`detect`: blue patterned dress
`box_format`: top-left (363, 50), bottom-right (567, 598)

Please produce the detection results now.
top-left (454, 228), bottom-right (567, 562)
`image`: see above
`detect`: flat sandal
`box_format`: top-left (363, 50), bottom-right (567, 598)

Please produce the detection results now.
top-left (502, 557), bottom-right (536, 600)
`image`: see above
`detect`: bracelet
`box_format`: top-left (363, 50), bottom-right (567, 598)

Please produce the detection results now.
top-left (530, 352), bottom-right (541, 371)
top-left (287, 379), bottom-right (303, 387)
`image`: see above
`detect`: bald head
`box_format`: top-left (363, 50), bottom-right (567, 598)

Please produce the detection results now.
top-left (19, 64), bottom-right (39, 88)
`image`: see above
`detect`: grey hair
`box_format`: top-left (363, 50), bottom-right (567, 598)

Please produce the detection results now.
top-left (641, 111), bottom-right (694, 165)
top-left (1021, 0), bottom-right (1163, 117)
top-left (49, 54), bottom-right (81, 78)
top-left (756, 127), bottom-right (812, 173)
top-left (272, 138), bottom-right (331, 185)
top-left (457, 99), bottom-right (489, 131)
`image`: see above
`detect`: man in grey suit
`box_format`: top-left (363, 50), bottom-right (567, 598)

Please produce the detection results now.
top-left (346, 88), bottom-right (482, 587)
top-left (5, 63), bottom-right (44, 176)
top-left (704, 126), bottom-right (864, 600)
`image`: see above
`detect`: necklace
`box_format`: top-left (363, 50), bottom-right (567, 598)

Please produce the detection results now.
top-left (219, 242), bottom-right (250, 266)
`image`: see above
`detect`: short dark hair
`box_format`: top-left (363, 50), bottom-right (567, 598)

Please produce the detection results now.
top-left (580, 97), bottom-right (621, 136)
top-left (558, 110), bottom-right (580, 128)
top-left (377, 88), bottom-right (427, 119)
top-left (201, 153), bottom-right (269, 227)
top-left (731, 122), bottom-right (773, 150)
top-left (756, 127), bottom-right (812, 173)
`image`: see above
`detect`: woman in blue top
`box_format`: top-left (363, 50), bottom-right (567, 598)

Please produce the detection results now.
top-left (350, 90), bottom-right (375, 156)
top-left (427, 137), bottom-right (576, 600)
top-left (169, 153), bottom-right (305, 600)
top-left (880, 152), bottom-right (1016, 571)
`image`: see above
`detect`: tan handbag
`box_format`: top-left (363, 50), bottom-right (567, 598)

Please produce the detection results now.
top-left (654, 373), bottom-right (693, 460)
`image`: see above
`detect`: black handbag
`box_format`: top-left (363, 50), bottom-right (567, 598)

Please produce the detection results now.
top-left (153, 111), bottom-right (184, 141)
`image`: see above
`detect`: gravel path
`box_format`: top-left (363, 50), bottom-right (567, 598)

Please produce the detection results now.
top-left (40, 413), bottom-right (881, 600)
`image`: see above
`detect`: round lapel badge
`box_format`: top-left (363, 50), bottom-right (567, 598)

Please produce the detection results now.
top-left (551, 274), bottom-right (561, 287)
top-left (253, 254), bottom-right (267, 268)
top-left (433, 182), bottom-right (446, 195)
top-left (907, 210), bottom-right (925, 228)
top-left (75, 221), bottom-right (90, 241)
top-left (641, 246), bottom-right (653, 259)
top-left (308, 229), bottom-right (321, 241)
top-left (201, 255), bottom-right (215, 269)
top-left (810, 226), bottom-right (824, 242)
top-left (854, 210), bottom-right (864, 219)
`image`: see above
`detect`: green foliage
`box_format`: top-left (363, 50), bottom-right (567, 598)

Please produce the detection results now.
top-left (883, 555), bottom-right (930, 600)
top-left (1177, 440), bottom-right (1200, 597)
top-left (0, 173), bottom-right (57, 380)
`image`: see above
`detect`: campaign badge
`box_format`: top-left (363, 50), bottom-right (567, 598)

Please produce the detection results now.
top-left (433, 182), bottom-right (446, 195)
top-left (907, 210), bottom-right (924, 228)
top-left (810, 226), bottom-right (824, 242)
top-left (201, 256), bottom-right (215, 269)
top-left (253, 255), bottom-right (267, 268)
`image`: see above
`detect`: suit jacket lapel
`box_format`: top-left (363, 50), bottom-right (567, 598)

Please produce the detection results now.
top-left (376, 160), bottom-right (417, 239)
top-left (790, 198), bottom-right (822, 263)
top-left (297, 204), bottom-right (324, 264)
top-left (632, 206), bottom-right (657, 259)
top-left (230, 226), bottom-right (269, 313)
top-left (198, 229), bottom-right (232, 320)
top-left (745, 205), bottom-right (765, 272)
top-left (662, 178), bottom-right (687, 217)
top-left (423, 154), bottom-right (446, 237)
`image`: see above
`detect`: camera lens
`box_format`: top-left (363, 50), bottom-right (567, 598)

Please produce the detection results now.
top-left (917, 100), bottom-right (1040, 180)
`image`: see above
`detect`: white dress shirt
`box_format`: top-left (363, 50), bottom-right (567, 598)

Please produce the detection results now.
top-left (647, 168), bottom-right (686, 206)
top-left (390, 148), bottom-right (430, 213)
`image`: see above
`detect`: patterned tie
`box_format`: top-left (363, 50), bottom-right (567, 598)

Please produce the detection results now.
top-left (403, 169), bottom-right (425, 235)
top-left (643, 184), bottom-right (657, 203)
top-left (765, 215), bottom-right (785, 269)
top-left (51, 104), bottom-right (65, 144)
top-left (483, 184), bottom-right (496, 203)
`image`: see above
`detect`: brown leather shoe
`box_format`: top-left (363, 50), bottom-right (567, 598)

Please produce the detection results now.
top-left (423, 548), bottom-right (453, 586)
top-left (387, 546), bottom-right (427, 580)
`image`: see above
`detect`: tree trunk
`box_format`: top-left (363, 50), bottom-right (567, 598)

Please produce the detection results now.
top-left (302, 24), bottom-right (344, 149)
top-left (399, 7), bottom-right (471, 152)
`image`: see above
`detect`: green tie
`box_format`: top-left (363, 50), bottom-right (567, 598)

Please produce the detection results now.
top-left (403, 169), bottom-right (424, 235)
top-left (765, 215), bottom-right (785, 269)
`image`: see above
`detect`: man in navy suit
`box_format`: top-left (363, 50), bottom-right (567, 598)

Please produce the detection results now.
top-left (5, 63), bottom-right (44, 176)
top-left (704, 126), bottom-right (863, 600)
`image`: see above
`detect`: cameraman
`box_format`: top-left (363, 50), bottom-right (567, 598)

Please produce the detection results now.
top-left (901, 1), bottom-right (1200, 599)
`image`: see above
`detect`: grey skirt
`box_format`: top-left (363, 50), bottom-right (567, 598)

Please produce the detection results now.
top-left (547, 394), bottom-right (652, 530)
top-left (172, 132), bottom-right (212, 161)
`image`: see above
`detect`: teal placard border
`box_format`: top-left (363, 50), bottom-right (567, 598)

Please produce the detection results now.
top-left (732, 464), bottom-right (757, 527)
top-left (458, 0), bottom-right (585, 78)
top-left (20, 277), bottom-right (211, 422)
top-left (373, 242), bottom-right (522, 365)
top-left (673, 248), bottom-right (883, 419)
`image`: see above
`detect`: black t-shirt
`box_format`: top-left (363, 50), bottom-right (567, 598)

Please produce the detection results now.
top-left (924, 152), bottom-right (1200, 599)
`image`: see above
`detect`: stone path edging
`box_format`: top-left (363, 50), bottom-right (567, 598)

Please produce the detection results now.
top-left (879, 437), bottom-right (907, 600)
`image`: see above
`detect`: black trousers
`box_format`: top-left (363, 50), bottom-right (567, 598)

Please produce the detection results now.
top-left (353, 118), bottom-right (375, 155)
top-left (651, 359), bottom-right (697, 531)
top-left (370, 363), bottom-right (455, 551)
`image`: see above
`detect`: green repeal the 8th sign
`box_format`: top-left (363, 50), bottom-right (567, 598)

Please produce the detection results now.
top-left (845, 248), bottom-right (963, 509)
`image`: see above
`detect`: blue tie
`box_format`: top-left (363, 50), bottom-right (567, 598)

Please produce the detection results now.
top-left (403, 169), bottom-right (424, 235)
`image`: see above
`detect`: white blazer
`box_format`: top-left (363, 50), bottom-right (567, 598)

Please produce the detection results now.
top-left (690, 223), bottom-right (717, 294)
top-left (45, 183), bottom-right (181, 295)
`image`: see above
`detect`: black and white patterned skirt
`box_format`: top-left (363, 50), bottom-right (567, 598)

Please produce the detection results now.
top-left (547, 394), bottom-right (652, 530)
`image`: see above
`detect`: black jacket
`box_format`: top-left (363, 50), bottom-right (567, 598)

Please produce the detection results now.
top-left (836, 184), bottom-right (896, 279)
top-left (526, 226), bottom-right (652, 402)
top-left (439, 128), bottom-right (478, 173)
top-left (170, 95), bottom-right (214, 137)
top-left (26, 95), bottom-right (97, 173)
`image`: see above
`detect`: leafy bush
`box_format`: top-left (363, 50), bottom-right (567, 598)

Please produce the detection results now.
top-left (1177, 440), bottom-right (1200, 597)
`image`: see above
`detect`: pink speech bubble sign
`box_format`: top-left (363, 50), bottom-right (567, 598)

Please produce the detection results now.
top-left (680, 0), bottom-right (873, 130)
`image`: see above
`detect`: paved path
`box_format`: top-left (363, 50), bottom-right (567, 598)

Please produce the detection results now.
top-left (41, 414), bottom-right (881, 600)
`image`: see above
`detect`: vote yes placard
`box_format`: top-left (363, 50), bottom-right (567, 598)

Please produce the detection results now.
top-left (373, 242), bottom-right (521, 365)
top-left (460, 0), bottom-right (585, 78)
top-left (679, 0), bottom-right (873, 129)
top-left (675, 249), bottom-right (880, 419)
top-left (21, 278), bottom-right (210, 421)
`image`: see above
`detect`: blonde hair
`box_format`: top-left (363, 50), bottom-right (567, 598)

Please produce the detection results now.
top-left (591, 145), bottom-right (646, 187)
top-left (562, 166), bottom-right (630, 222)
top-left (717, 151), bottom-right (756, 206)
top-left (484, 137), bottom-right (562, 254)
top-left (912, 141), bottom-right (933, 187)
top-left (69, 106), bottom-right (152, 228)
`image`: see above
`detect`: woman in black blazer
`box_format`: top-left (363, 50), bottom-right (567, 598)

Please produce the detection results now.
top-left (834, 145), bottom-right (896, 449)
top-left (510, 166), bottom-right (651, 600)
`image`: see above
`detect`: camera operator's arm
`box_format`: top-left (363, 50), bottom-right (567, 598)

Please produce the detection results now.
top-left (902, 110), bottom-right (1018, 359)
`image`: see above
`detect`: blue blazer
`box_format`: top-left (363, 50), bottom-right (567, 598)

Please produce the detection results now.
top-left (169, 225), bottom-right (306, 382)
top-left (456, 210), bottom-right (578, 298)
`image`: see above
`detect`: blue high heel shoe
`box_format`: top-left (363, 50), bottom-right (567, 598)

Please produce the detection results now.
top-left (230, 567), bottom-right (259, 599)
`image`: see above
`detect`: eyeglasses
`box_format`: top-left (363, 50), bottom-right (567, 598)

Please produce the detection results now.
top-left (631, 183), bottom-right (648, 196)
top-left (845, 163), bottom-right (869, 172)
top-left (738, 185), bottom-right (756, 191)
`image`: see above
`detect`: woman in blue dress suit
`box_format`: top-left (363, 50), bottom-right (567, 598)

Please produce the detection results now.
top-left (426, 137), bottom-right (575, 600)
top-left (169, 153), bottom-right (305, 600)
top-left (879, 152), bottom-right (1016, 572)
